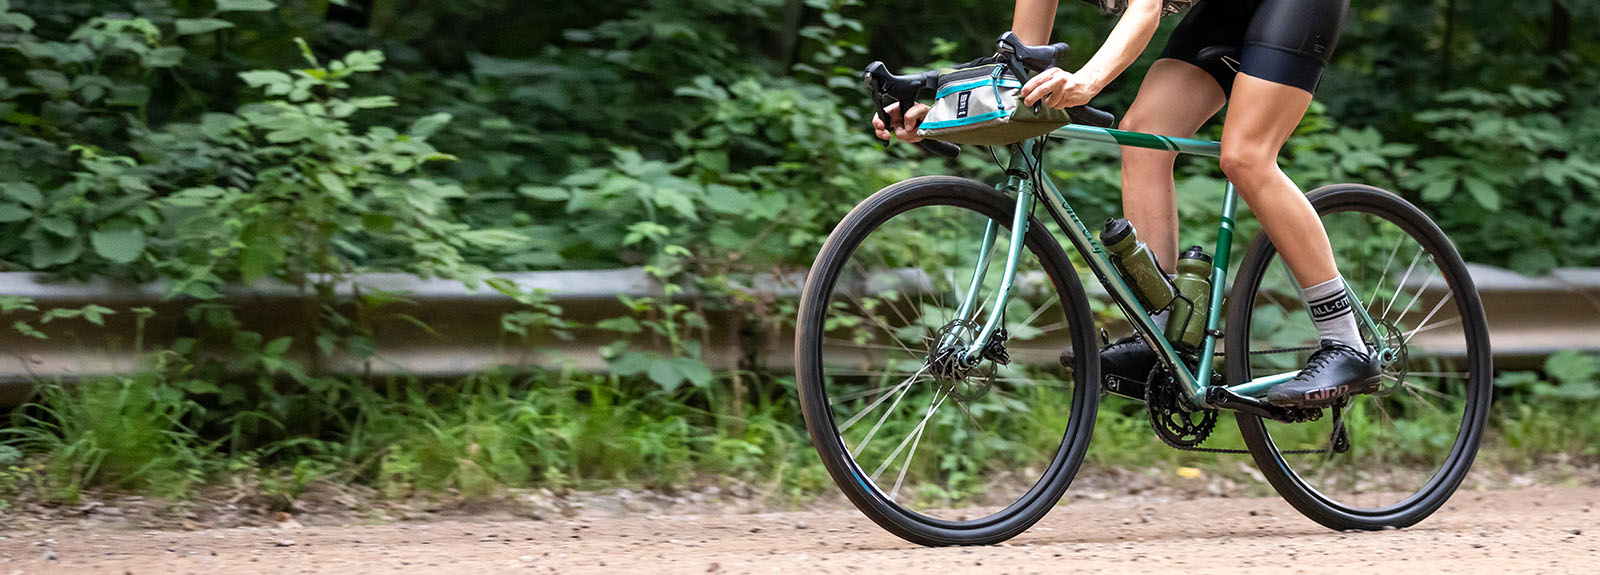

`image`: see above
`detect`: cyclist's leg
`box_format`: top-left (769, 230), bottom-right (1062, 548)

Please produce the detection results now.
top-left (1222, 0), bottom-right (1376, 408)
top-left (1119, 59), bottom-right (1225, 272)
top-left (1218, 77), bottom-right (1334, 287)
top-left (1092, 60), bottom-right (1224, 394)
top-left (1223, 0), bottom-right (1349, 289)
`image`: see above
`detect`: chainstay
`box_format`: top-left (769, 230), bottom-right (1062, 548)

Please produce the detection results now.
top-left (1168, 445), bottom-right (1331, 454)
top-left (1215, 345), bottom-right (1323, 357)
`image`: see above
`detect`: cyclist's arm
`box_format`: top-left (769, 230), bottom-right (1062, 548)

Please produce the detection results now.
top-left (1076, 0), bottom-right (1164, 91)
top-left (1018, 0), bottom-right (1164, 108)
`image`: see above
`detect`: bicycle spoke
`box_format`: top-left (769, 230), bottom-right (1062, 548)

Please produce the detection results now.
top-left (839, 366), bottom-right (926, 434)
top-left (1404, 371), bottom-right (1470, 380)
top-left (1390, 269), bottom-right (1439, 326)
top-left (856, 257), bottom-right (919, 335)
top-left (830, 378), bottom-right (928, 405)
top-left (841, 290), bottom-right (922, 360)
top-left (1401, 316), bottom-right (1462, 340)
top-left (1366, 234), bottom-right (1406, 307)
top-left (872, 390), bottom-right (948, 482)
top-left (1014, 293), bottom-right (1060, 332)
top-left (1403, 292), bottom-right (1455, 345)
top-left (1381, 249), bottom-right (1424, 320)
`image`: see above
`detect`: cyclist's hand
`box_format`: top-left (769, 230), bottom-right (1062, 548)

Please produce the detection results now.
top-left (872, 101), bottom-right (929, 143)
top-left (1022, 67), bottom-right (1101, 109)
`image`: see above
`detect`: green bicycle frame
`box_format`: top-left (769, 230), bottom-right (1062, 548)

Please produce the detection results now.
top-left (952, 124), bottom-right (1385, 408)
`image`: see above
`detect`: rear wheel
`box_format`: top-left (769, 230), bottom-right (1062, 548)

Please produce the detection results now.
top-left (1228, 184), bottom-right (1492, 530)
top-left (795, 176), bottom-right (1099, 546)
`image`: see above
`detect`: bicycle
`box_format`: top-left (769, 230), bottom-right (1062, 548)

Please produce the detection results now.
top-left (794, 33), bottom-right (1492, 546)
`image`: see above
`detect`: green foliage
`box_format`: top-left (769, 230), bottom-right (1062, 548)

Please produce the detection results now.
top-left (1497, 350), bottom-right (1600, 401)
top-left (3, 375), bottom-right (213, 501)
top-left (0, 0), bottom-right (1598, 505)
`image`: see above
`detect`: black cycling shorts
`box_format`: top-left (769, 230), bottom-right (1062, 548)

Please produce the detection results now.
top-left (1159, 0), bottom-right (1348, 95)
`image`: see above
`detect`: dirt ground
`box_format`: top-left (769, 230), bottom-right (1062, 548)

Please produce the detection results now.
top-left (1, 486), bottom-right (1596, 575)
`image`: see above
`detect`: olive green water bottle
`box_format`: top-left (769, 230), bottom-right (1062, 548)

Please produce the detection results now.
top-left (1101, 218), bottom-right (1175, 311)
top-left (1165, 246), bottom-right (1213, 349)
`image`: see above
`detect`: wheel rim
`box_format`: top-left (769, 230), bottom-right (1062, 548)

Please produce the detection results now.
top-left (811, 198), bottom-right (1087, 523)
top-left (1240, 195), bottom-right (1489, 516)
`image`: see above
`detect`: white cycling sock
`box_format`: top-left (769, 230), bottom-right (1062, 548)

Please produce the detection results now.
top-left (1301, 275), bottom-right (1363, 350)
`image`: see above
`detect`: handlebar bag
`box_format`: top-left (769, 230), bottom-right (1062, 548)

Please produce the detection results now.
top-left (917, 63), bottom-right (1072, 146)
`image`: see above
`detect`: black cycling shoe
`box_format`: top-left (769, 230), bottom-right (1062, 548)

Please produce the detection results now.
top-left (1265, 340), bottom-right (1381, 409)
top-left (1060, 335), bottom-right (1158, 400)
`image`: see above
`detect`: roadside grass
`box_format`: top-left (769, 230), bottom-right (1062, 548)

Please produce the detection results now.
top-left (0, 367), bottom-right (1596, 511)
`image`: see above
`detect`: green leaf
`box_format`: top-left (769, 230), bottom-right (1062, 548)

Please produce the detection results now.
top-left (181, 281), bottom-right (220, 300)
top-left (647, 360), bottom-right (685, 391)
top-left (517, 185), bottom-right (569, 201)
top-left (174, 380), bottom-right (221, 395)
top-left (457, 229), bottom-right (525, 247)
top-left (316, 172), bottom-right (348, 196)
top-left (1545, 350), bottom-right (1597, 386)
top-left (238, 70), bottom-right (292, 95)
top-left (13, 321), bottom-right (46, 340)
top-left (76, 304), bottom-right (114, 326)
top-left (596, 316), bottom-right (641, 333)
top-left (215, 0), bottom-right (276, 12)
top-left (90, 224), bottom-right (146, 264)
top-left (25, 70), bottom-right (69, 97)
top-left (609, 351), bottom-right (652, 377)
top-left (39, 217), bottom-right (74, 237)
top-left (1462, 178), bottom-right (1500, 211)
top-left (0, 203), bottom-right (28, 222)
top-left (30, 234), bottom-right (81, 267)
top-left (674, 357), bottom-right (714, 388)
top-left (143, 46), bottom-right (185, 68)
top-left (175, 18), bottom-right (234, 35)
top-left (407, 112), bottom-right (451, 138)
top-left (264, 336), bottom-right (293, 356)
top-left (0, 182), bottom-right (40, 207)
top-left (703, 184), bottom-right (754, 215)
top-left (2, 11), bottom-right (34, 32)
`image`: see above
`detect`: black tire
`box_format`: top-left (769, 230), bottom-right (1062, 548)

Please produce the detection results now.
top-left (1228, 184), bottom-right (1492, 530)
top-left (795, 176), bottom-right (1100, 546)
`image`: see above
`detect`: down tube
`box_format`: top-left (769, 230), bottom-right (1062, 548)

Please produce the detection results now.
top-left (1032, 170), bottom-right (1204, 404)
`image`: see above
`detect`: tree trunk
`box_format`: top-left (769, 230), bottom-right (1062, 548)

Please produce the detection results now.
top-left (776, 0), bottom-right (806, 68)
top-left (1439, 0), bottom-right (1457, 90)
top-left (1548, 0), bottom-right (1571, 84)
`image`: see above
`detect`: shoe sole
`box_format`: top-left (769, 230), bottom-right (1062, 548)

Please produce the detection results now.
top-left (1269, 375), bottom-right (1382, 409)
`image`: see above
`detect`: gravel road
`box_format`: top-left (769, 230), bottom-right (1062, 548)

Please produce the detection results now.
top-left (2, 486), bottom-right (1595, 574)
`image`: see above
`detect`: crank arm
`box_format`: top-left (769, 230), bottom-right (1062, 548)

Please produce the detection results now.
top-left (1204, 386), bottom-right (1319, 424)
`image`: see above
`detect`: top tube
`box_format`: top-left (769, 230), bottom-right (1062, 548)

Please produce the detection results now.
top-left (1050, 124), bottom-right (1222, 158)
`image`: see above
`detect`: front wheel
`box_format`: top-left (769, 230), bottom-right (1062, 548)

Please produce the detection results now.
top-left (1228, 184), bottom-right (1492, 530)
top-left (795, 176), bottom-right (1100, 546)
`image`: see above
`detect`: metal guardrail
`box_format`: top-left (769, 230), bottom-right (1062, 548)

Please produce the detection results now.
top-left (2, 264), bottom-right (1597, 404)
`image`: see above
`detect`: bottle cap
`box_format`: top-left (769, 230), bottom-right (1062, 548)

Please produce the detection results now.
top-left (1100, 218), bottom-right (1133, 246)
top-left (1180, 245), bottom-right (1212, 263)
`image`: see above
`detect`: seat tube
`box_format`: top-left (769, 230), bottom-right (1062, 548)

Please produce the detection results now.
top-left (1192, 182), bottom-right (1238, 400)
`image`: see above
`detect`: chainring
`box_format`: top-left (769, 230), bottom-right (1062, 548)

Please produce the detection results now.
top-left (1145, 365), bottom-right (1219, 448)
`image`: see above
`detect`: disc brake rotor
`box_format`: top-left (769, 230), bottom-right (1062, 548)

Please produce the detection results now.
top-left (1373, 318), bottom-right (1408, 397)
